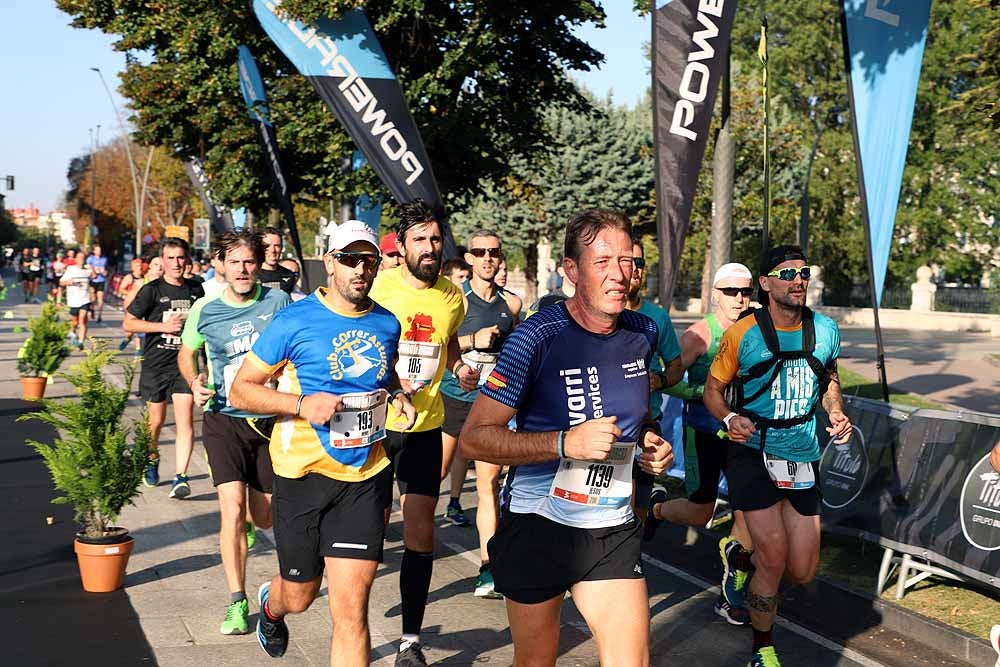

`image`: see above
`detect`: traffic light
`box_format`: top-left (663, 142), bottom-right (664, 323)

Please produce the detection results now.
top-left (4, 176), bottom-right (12, 190)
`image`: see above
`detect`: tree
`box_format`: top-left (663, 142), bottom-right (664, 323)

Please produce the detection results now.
top-left (56, 0), bottom-right (608, 215)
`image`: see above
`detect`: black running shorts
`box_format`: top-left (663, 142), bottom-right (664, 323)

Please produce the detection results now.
top-left (69, 303), bottom-right (91, 317)
top-left (202, 411), bottom-right (275, 492)
top-left (89, 280), bottom-right (106, 292)
top-left (724, 442), bottom-right (821, 516)
top-left (383, 427), bottom-right (443, 498)
top-left (685, 428), bottom-right (730, 505)
top-left (139, 367), bottom-right (191, 403)
top-left (441, 394), bottom-right (473, 438)
top-left (488, 511), bottom-right (644, 605)
top-left (272, 466), bottom-right (393, 582)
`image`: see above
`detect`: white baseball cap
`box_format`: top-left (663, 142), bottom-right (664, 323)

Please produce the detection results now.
top-left (713, 262), bottom-right (753, 287)
top-left (327, 220), bottom-right (379, 254)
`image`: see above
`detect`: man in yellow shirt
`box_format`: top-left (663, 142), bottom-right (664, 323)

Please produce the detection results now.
top-left (369, 199), bottom-right (478, 667)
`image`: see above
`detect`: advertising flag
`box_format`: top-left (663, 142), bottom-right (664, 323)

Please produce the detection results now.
top-left (841, 0), bottom-right (933, 305)
top-left (652, 0), bottom-right (737, 302)
top-left (183, 158), bottom-right (235, 235)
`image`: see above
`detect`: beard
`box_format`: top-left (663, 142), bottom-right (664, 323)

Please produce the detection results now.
top-left (333, 272), bottom-right (372, 305)
top-left (406, 250), bottom-right (441, 283)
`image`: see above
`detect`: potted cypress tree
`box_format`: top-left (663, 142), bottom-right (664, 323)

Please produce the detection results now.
top-left (17, 302), bottom-right (71, 400)
top-left (20, 345), bottom-right (151, 592)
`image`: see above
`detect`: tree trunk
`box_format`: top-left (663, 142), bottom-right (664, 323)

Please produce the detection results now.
top-left (700, 239), bottom-right (713, 315)
top-left (524, 242), bottom-right (538, 306)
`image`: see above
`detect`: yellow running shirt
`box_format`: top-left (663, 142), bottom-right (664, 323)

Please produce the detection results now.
top-left (370, 266), bottom-right (464, 432)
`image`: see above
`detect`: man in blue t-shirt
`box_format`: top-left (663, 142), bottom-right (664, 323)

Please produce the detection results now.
top-left (461, 210), bottom-right (674, 665)
top-left (85, 244), bottom-right (109, 322)
top-left (705, 245), bottom-right (853, 667)
top-left (178, 231), bottom-right (291, 636)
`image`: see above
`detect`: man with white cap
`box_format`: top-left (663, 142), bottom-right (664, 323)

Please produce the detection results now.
top-left (644, 261), bottom-right (756, 625)
top-left (230, 219), bottom-right (416, 663)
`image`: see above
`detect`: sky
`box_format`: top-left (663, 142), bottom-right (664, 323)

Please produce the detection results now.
top-left (0, 1), bottom-right (650, 213)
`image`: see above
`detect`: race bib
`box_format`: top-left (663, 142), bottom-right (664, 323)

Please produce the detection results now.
top-left (329, 390), bottom-right (388, 449)
top-left (550, 442), bottom-right (635, 506)
top-left (161, 308), bottom-right (189, 347)
top-left (395, 341), bottom-right (440, 390)
top-left (222, 355), bottom-right (247, 407)
top-left (763, 452), bottom-right (816, 489)
top-left (462, 350), bottom-right (499, 388)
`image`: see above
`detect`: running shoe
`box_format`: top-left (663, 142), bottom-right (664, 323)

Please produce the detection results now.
top-left (747, 646), bottom-right (781, 667)
top-left (642, 485), bottom-right (668, 542)
top-left (220, 598), bottom-right (249, 635)
top-left (395, 642), bottom-right (428, 667)
top-left (713, 595), bottom-right (749, 626)
top-left (143, 456), bottom-right (160, 487)
top-left (720, 536), bottom-right (749, 608)
top-left (68, 332), bottom-right (78, 347)
top-left (474, 563), bottom-right (503, 599)
top-left (169, 474), bottom-right (191, 499)
top-left (118, 338), bottom-right (129, 351)
top-left (257, 582), bottom-right (288, 658)
top-left (445, 499), bottom-right (471, 527)
top-left (246, 521), bottom-right (257, 550)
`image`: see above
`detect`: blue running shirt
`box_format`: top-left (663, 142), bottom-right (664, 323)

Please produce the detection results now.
top-left (246, 289), bottom-right (401, 482)
top-left (480, 302), bottom-right (657, 528)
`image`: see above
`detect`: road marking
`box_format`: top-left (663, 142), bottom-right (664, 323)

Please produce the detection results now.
top-left (641, 553), bottom-right (889, 667)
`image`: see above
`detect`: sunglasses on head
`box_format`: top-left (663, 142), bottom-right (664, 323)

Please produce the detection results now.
top-left (469, 247), bottom-right (502, 259)
top-left (767, 266), bottom-right (811, 281)
top-left (330, 252), bottom-right (381, 271)
top-left (632, 257), bottom-right (646, 270)
top-left (718, 287), bottom-right (754, 297)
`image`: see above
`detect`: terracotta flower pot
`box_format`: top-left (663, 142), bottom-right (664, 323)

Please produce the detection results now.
top-left (20, 376), bottom-right (47, 401)
top-left (74, 531), bottom-right (134, 592)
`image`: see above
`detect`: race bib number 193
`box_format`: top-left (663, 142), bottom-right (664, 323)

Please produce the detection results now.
top-left (329, 390), bottom-right (388, 449)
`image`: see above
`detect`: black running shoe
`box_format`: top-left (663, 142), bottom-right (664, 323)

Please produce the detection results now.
top-left (395, 642), bottom-right (428, 667)
top-left (256, 582), bottom-right (288, 658)
top-left (643, 485), bottom-right (668, 542)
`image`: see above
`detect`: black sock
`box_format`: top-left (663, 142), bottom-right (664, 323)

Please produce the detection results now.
top-left (752, 626), bottom-right (773, 652)
top-left (230, 591), bottom-right (247, 604)
top-left (479, 561), bottom-right (491, 574)
top-left (732, 545), bottom-right (755, 572)
top-left (400, 548), bottom-right (433, 636)
top-left (449, 497), bottom-right (460, 505)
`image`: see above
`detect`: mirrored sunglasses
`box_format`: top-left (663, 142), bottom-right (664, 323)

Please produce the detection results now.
top-left (767, 266), bottom-right (811, 281)
top-left (330, 252), bottom-right (381, 271)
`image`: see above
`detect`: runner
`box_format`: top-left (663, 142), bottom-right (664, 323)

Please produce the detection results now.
top-left (278, 258), bottom-right (307, 301)
top-left (644, 262), bottom-right (756, 626)
top-left (200, 253), bottom-right (229, 300)
top-left (25, 247), bottom-right (44, 303)
top-left (85, 244), bottom-right (109, 322)
top-left (369, 200), bottom-right (477, 667)
top-left (228, 219), bottom-right (415, 664)
top-left (124, 238), bottom-right (204, 497)
top-left (379, 232), bottom-right (402, 271)
top-left (117, 258), bottom-right (148, 352)
top-left (178, 231), bottom-right (291, 636)
top-left (461, 209), bottom-right (674, 666)
top-left (704, 245), bottom-right (852, 667)
top-left (439, 231), bottom-right (522, 598)
top-left (61, 258), bottom-right (93, 350)
top-left (257, 227), bottom-right (296, 294)
top-left (50, 251), bottom-right (66, 303)
top-left (495, 257), bottom-right (509, 289)
top-left (440, 258), bottom-right (470, 288)
top-left (16, 248), bottom-right (30, 302)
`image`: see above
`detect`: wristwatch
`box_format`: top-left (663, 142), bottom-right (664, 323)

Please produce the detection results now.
top-left (722, 412), bottom-right (738, 431)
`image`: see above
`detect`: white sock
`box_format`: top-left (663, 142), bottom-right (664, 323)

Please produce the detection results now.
top-left (400, 634), bottom-right (420, 651)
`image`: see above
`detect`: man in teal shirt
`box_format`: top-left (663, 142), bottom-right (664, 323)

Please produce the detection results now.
top-left (178, 231), bottom-right (291, 636)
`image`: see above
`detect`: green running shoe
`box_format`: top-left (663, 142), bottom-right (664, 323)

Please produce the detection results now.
top-left (747, 646), bottom-right (781, 667)
top-left (720, 536), bottom-right (749, 608)
top-left (246, 522), bottom-right (256, 550)
top-left (220, 598), bottom-right (249, 635)
top-left (474, 563), bottom-right (503, 599)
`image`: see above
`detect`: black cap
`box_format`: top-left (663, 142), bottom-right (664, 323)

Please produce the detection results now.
top-left (760, 244), bottom-right (807, 275)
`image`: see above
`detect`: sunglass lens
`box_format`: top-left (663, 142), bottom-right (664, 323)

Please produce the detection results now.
top-left (633, 257), bottom-right (646, 269)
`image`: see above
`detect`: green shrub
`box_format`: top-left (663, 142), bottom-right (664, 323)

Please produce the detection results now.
top-left (17, 302), bottom-right (71, 377)
top-left (20, 345), bottom-right (150, 539)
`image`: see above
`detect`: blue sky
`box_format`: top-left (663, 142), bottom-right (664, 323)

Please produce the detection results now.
top-left (0, 1), bottom-right (650, 212)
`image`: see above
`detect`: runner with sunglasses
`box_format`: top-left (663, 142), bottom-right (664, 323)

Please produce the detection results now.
top-left (369, 199), bottom-right (477, 667)
top-left (439, 231), bottom-right (522, 598)
top-left (704, 245), bottom-right (852, 667)
top-left (644, 262), bottom-right (756, 625)
top-left (624, 239), bottom-right (682, 522)
top-left (229, 220), bottom-right (415, 663)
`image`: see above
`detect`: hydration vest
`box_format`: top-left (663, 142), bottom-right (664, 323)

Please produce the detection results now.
top-left (727, 306), bottom-right (833, 450)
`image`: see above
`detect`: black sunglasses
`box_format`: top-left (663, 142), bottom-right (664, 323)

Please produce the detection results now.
top-left (718, 287), bottom-right (754, 298)
top-left (469, 247), bottom-right (502, 259)
top-left (767, 266), bottom-right (811, 281)
top-left (330, 252), bottom-right (381, 271)
top-left (632, 257), bottom-right (646, 270)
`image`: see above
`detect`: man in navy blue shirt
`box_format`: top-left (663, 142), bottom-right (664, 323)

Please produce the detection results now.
top-left (461, 209), bottom-right (674, 666)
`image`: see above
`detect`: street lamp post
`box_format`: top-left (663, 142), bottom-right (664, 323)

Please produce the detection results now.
top-left (89, 125), bottom-right (100, 246)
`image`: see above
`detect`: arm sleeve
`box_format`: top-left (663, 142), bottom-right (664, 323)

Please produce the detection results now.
top-left (180, 299), bottom-right (206, 350)
top-left (479, 322), bottom-right (543, 410)
top-left (709, 328), bottom-right (742, 384)
top-left (127, 283), bottom-right (154, 319)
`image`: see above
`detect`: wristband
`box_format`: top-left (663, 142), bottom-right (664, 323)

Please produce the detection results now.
top-left (722, 412), bottom-right (738, 431)
top-left (557, 430), bottom-right (566, 459)
top-left (295, 393), bottom-right (306, 416)
top-left (453, 360), bottom-right (467, 376)
top-left (390, 388), bottom-right (410, 402)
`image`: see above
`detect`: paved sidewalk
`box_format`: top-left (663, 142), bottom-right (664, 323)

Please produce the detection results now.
top-left (1, 280), bottom-right (980, 667)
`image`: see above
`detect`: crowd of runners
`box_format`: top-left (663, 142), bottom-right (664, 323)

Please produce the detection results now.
top-left (87, 203), bottom-right (857, 667)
